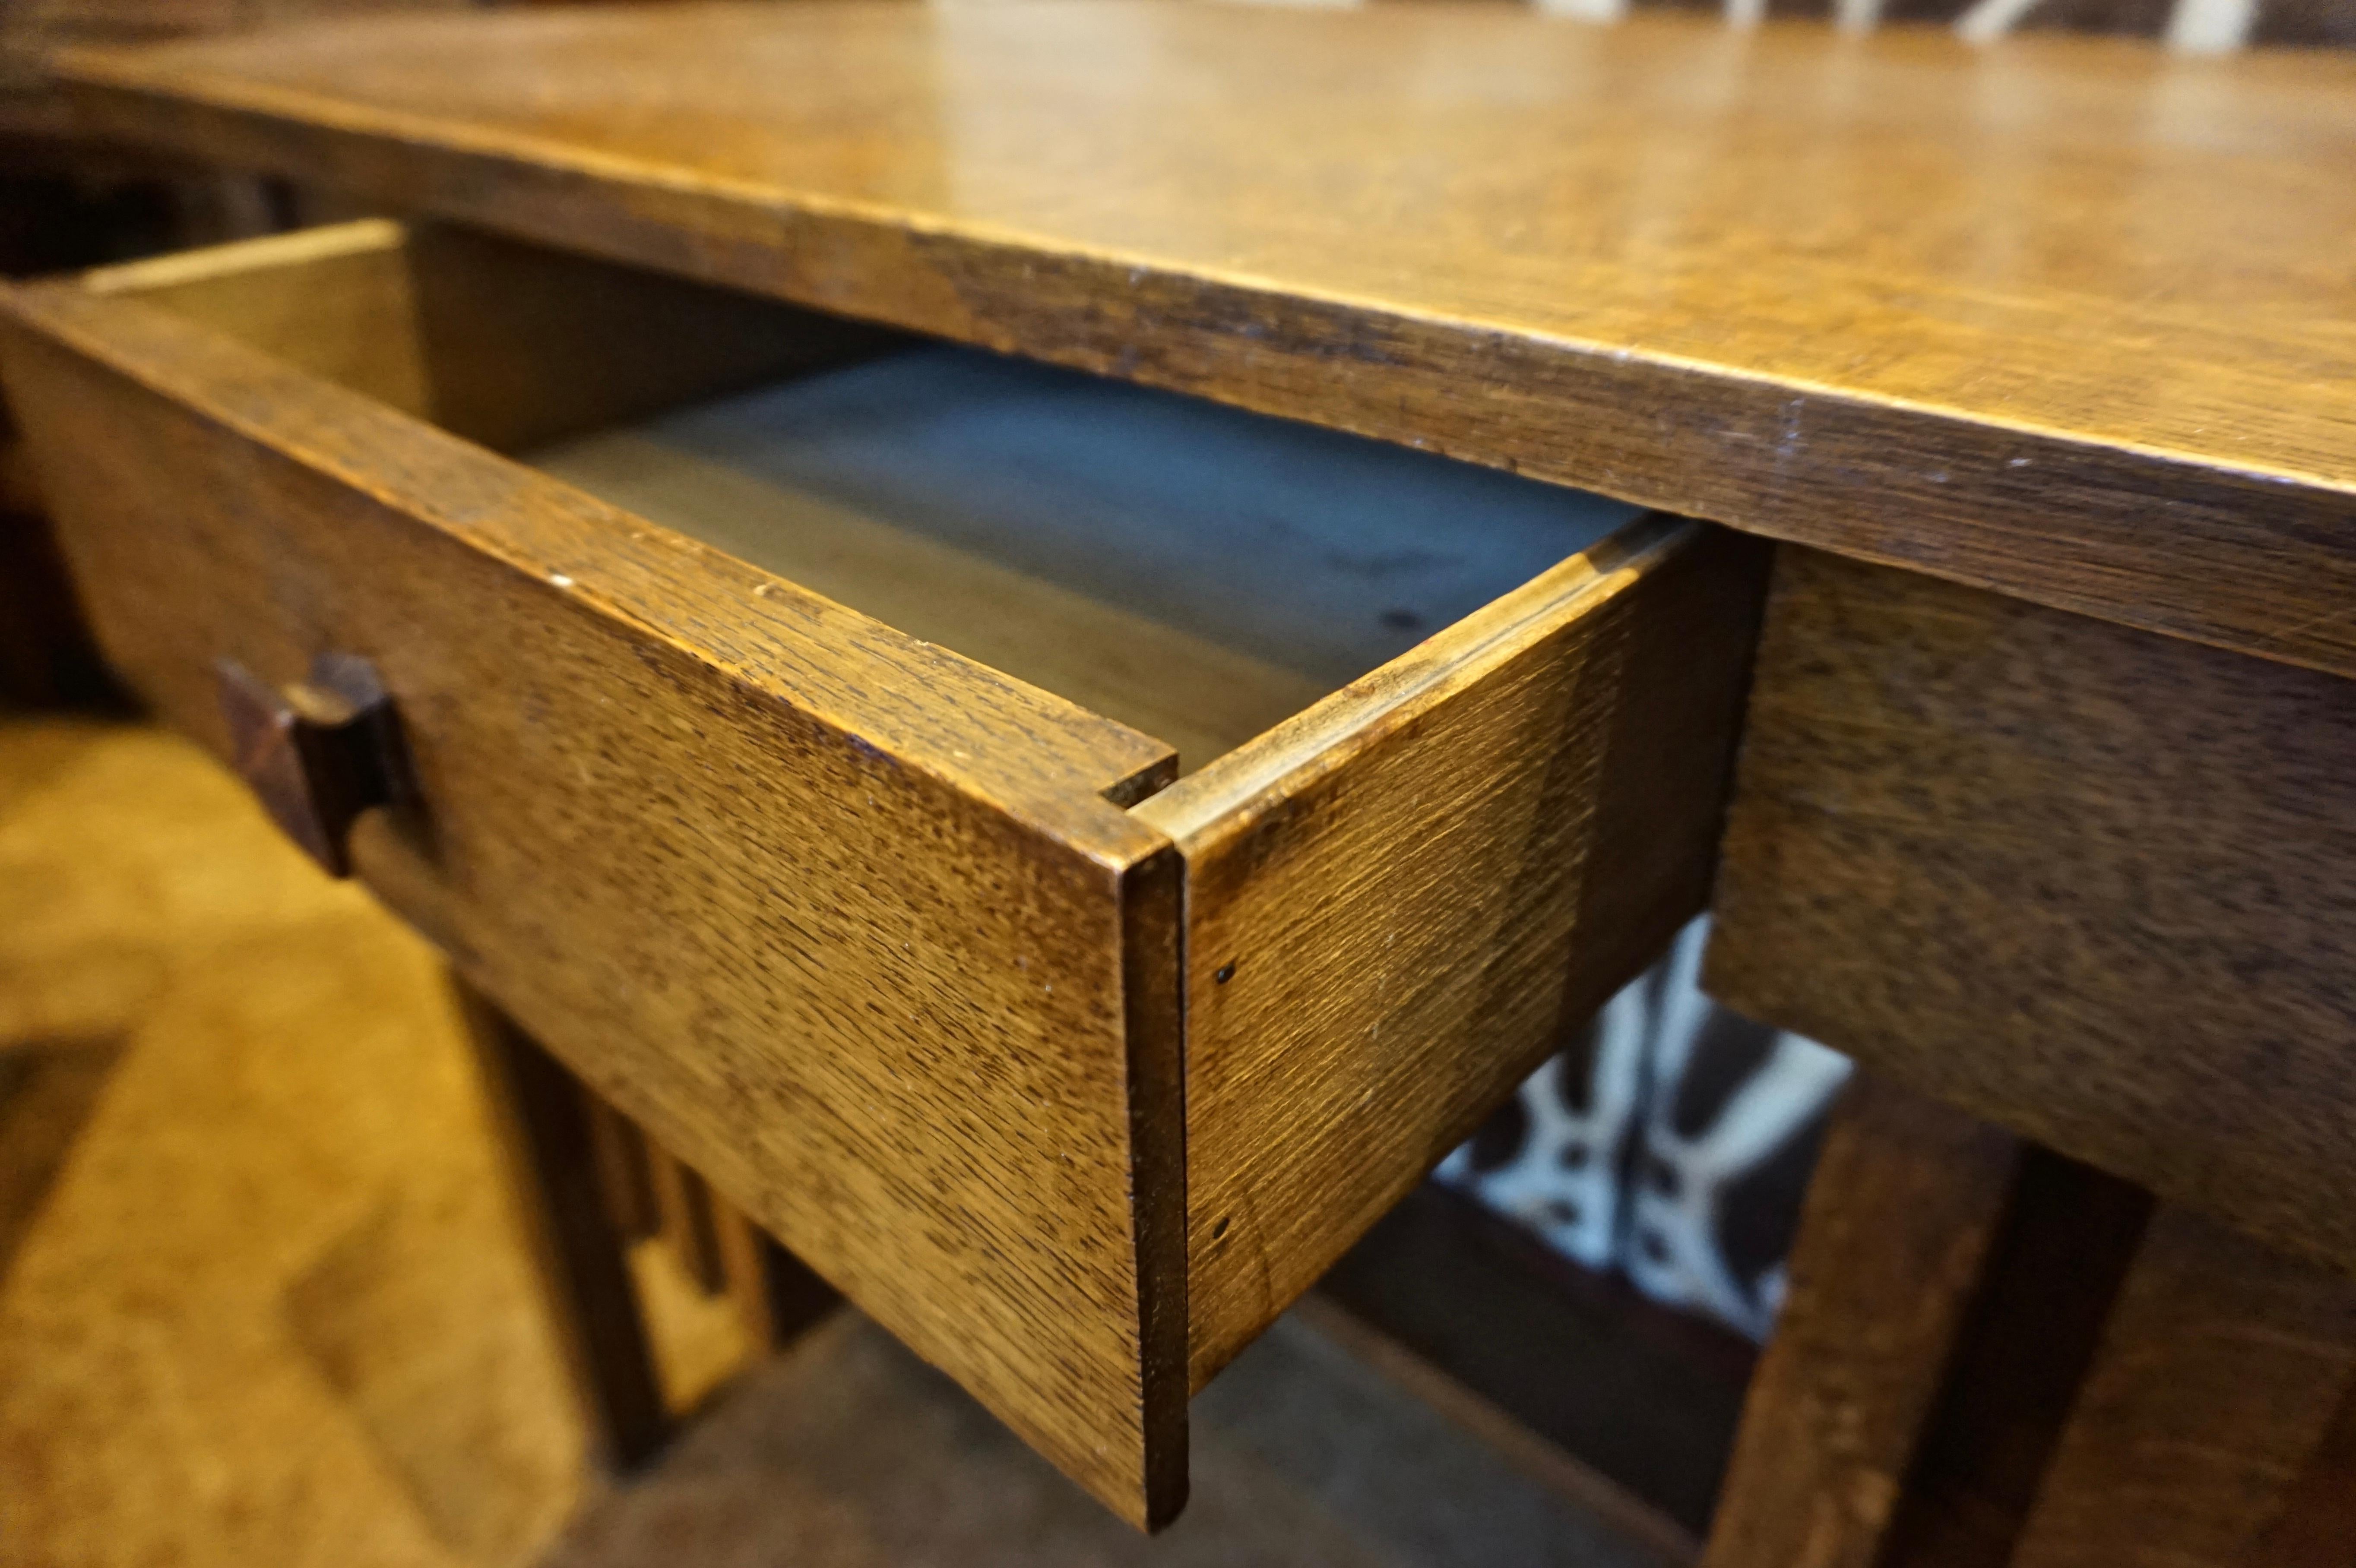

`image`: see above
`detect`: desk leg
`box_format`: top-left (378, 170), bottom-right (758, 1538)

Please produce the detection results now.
top-left (453, 977), bottom-right (670, 1472)
top-left (1702, 1074), bottom-right (2149, 1568)
top-left (1709, 1070), bottom-right (2356, 1568)
top-left (2007, 1204), bottom-right (2356, 1568)
top-left (1702, 1073), bottom-right (2017, 1568)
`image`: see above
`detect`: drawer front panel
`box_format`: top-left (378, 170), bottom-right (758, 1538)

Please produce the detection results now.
top-left (0, 276), bottom-right (1188, 1526)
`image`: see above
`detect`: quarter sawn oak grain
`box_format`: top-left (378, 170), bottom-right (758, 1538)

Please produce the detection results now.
top-left (48, 1), bottom-right (2356, 678)
top-left (0, 220), bottom-right (1764, 1527)
top-left (0, 237), bottom-right (1192, 1527)
top-left (1707, 546), bottom-right (2356, 1277)
top-left (1139, 518), bottom-right (1768, 1387)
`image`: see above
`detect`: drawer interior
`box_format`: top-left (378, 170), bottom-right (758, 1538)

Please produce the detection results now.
top-left (528, 350), bottom-right (1636, 771)
top-left (90, 219), bottom-right (1637, 775)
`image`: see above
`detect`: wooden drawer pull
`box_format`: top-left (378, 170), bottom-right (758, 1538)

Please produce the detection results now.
top-left (215, 652), bottom-right (404, 877)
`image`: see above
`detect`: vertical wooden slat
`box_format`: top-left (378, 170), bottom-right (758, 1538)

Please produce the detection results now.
top-left (453, 976), bottom-right (667, 1470)
top-left (582, 1092), bottom-right (658, 1242)
top-left (1702, 1074), bottom-right (2022, 1568)
top-left (2009, 1204), bottom-right (2356, 1568)
top-left (648, 1144), bottom-right (728, 1297)
top-left (713, 1200), bottom-right (841, 1356)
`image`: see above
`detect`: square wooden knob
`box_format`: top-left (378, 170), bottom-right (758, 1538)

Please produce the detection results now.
top-left (215, 652), bottom-right (402, 877)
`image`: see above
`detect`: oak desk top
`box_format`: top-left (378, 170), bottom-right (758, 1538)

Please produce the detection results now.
top-left (52, 0), bottom-right (2356, 673)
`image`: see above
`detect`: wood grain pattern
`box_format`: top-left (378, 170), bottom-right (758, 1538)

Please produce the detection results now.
top-left (522, 343), bottom-right (1634, 775)
top-left (2009, 1204), bottom-right (2356, 1568)
top-left (1702, 1075), bottom-right (2022, 1568)
top-left (0, 243), bottom-right (1190, 1527)
top-left (1707, 546), bottom-right (2356, 1275)
top-left (48, 2), bottom-right (2356, 677)
top-left (3, 218), bottom-right (1774, 1527)
top-left (1139, 518), bottom-right (1769, 1386)
top-left (77, 222), bottom-right (437, 423)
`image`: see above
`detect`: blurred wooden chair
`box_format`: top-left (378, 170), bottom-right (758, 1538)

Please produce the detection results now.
top-left (459, 992), bottom-right (840, 1465)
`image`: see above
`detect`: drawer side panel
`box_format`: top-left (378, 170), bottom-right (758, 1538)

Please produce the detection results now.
top-left (1141, 518), bottom-right (1770, 1386)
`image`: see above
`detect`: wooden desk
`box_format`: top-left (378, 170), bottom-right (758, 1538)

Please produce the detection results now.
top-left (1, 2), bottom-right (2349, 1552)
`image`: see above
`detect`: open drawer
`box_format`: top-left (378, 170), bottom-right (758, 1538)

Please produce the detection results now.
top-left (0, 220), bottom-right (1767, 1527)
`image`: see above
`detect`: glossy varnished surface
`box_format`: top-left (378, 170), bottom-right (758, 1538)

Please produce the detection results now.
top-left (54, 1), bottom-right (2356, 675)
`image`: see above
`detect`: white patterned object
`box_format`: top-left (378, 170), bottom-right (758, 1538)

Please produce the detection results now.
top-left (1434, 978), bottom-right (1650, 1272)
top-left (1440, 917), bottom-right (1852, 1342)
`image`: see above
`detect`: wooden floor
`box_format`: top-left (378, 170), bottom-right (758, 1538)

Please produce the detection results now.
top-left (0, 713), bottom-right (1670, 1568)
